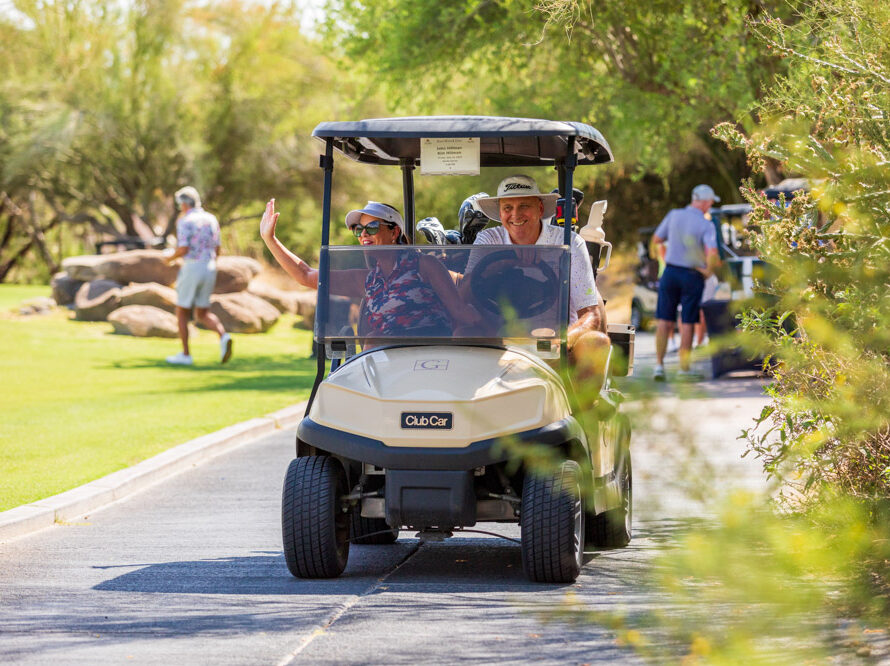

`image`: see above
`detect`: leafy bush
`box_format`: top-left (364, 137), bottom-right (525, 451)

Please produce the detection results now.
top-left (713, 0), bottom-right (890, 506)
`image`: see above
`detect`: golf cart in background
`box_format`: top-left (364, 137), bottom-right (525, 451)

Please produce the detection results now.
top-left (701, 179), bottom-right (805, 377)
top-left (630, 226), bottom-right (660, 331)
top-left (282, 116), bottom-right (635, 584)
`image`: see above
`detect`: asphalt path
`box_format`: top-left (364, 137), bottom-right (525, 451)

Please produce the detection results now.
top-left (0, 333), bottom-right (769, 664)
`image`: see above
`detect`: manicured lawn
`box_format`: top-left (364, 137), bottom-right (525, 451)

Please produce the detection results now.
top-left (0, 284), bottom-right (316, 511)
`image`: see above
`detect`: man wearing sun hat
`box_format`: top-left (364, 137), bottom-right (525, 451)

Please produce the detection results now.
top-left (651, 183), bottom-right (722, 381)
top-left (470, 175), bottom-right (610, 388)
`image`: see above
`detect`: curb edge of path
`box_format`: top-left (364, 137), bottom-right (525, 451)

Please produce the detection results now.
top-left (0, 401), bottom-right (308, 544)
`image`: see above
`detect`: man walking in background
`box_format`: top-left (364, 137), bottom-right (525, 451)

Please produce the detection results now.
top-left (652, 184), bottom-right (721, 381)
top-left (164, 186), bottom-right (232, 366)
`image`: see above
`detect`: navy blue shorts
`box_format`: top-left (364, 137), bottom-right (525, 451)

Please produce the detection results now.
top-left (656, 264), bottom-right (705, 324)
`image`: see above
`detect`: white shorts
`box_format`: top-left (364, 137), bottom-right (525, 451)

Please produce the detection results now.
top-left (176, 259), bottom-right (217, 309)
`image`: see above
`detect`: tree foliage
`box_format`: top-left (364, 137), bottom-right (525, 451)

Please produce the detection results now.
top-left (0, 0), bottom-right (397, 282)
top-left (324, 0), bottom-right (792, 179)
top-left (715, 0), bottom-right (890, 502)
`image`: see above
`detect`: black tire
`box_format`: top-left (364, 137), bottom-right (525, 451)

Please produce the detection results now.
top-left (281, 456), bottom-right (350, 578)
top-left (587, 420), bottom-right (632, 548)
top-left (711, 351), bottom-right (727, 379)
top-left (521, 460), bottom-right (585, 583)
top-left (350, 512), bottom-right (398, 545)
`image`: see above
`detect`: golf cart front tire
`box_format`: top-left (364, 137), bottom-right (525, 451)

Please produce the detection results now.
top-left (282, 456), bottom-right (350, 578)
top-left (521, 460), bottom-right (585, 583)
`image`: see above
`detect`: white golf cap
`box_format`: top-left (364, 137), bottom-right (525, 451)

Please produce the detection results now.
top-left (476, 175), bottom-right (559, 222)
top-left (344, 201), bottom-right (406, 238)
top-left (174, 186), bottom-right (202, 208)
top-left (691, 184), bottom-right (721, 202)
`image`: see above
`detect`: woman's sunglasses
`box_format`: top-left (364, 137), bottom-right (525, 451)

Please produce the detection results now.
top-left (351, 220), bottom-right (396, 237)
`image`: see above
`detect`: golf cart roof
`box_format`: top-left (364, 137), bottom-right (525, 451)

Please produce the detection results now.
top-left (312, 116), bottom-right (613, 167)
top-left (717, 203), bottom-right (752, 216)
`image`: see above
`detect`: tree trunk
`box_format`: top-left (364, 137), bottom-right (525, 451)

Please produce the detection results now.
top-left (26, 192), bottom-right (60, 275)
top-left (0, 239), bottom-right (34, 282)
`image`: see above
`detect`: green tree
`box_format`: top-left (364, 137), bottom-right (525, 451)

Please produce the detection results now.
top-left (324, 0), bottom-right (792, 180)
top-left (0, 0), bottom-right (397, 281)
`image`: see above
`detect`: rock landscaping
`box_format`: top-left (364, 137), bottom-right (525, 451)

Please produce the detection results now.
top-left (45, 249), bottom-right (315, 337)
top-left (108, 305), bottom-right (180, 338)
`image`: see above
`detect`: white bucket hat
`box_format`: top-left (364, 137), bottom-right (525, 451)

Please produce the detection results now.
top-left (476, 175), bottom-right (559, 222)
top-left (344, 201), bottom-right (406, 240)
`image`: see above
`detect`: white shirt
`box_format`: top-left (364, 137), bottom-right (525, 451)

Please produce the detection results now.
top-left (469, 223), bottom-right (599, 323)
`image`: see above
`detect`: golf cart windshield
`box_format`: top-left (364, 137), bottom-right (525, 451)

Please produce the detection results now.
top-left (316, 245), bottom-right (570, 359)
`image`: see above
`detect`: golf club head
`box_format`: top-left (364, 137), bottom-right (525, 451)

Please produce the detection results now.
top-left (417, 216), bottom-right (448, 245)
top-left (458, 192), bottom-right (489, 244)
top-left (444, 229), bottom-right (462, 245)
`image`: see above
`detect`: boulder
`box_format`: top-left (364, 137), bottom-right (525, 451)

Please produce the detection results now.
top-left (100, 250), bottom-right (178, 286)
top-left (119, 282), bottom-right (178, 313)
top-left (108, 305), bottom-right (179, 338)
top-left (247, 280), bottom-right (306, 314)
top-left (19, 297), bottom-right (56, 316)
top-left (61, 254), bottom-right (108, 282)
top-left (293, 290), bottom-right (317, 318)
top-left (74, 279), bottom-right (123, 321)
top-left (214, 256), bottom-right (263, 294)
top-left (62, 250), bottom-right (178, 285)
top-left (61, 251), bottom-right (261, 292)
top-left (51, 272), bottom-right (83, 306)
top-left (209, 291), bottom-right (280, 333)
top-left (293, 290), bottom-right (319, 329)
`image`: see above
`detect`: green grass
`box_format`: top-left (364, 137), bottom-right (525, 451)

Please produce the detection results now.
top-left (0, 284), bottom-right (317, 511)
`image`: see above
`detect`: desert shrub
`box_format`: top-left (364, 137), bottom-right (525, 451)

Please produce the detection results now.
top-left (713, 0), bottom-right (890, 506)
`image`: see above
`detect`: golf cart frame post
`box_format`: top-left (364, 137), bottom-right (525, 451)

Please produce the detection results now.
top-left (306, 117), bottom-right (612, 413)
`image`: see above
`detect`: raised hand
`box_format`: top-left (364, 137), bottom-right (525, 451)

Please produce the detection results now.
top-left (259, 199), bottom-right (280, 242)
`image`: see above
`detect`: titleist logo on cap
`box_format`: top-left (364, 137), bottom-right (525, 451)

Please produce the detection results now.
top-left (504, 182), bottom-right (532, 191)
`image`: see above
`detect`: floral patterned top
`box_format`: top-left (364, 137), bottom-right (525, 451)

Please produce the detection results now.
top-left (176, 208), bottom-right (220, 262)
top-left (362, 252), bottom-right (451, 337)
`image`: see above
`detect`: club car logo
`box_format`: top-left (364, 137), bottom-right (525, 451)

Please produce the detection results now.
top-left (400, 412), bottom-right (453, 430)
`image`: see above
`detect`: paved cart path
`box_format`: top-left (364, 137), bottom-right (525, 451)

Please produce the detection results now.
top-left (0, 334), bottom-right (769, 664)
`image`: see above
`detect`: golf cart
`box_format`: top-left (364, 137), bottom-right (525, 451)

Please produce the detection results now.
top-left (282, 116), bottom-right (634, 584)
top-left (630, 226), bottom-right (660, 331)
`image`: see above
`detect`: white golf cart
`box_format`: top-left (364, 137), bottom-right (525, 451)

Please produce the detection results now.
top-left (282, 116), bottom-right (634, 583)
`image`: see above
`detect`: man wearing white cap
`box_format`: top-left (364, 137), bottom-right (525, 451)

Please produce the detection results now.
top-left (651, 184), bottom-right (721, 381)
top-left (471, 175), bottom-right (610, 387)
top-left (164, 186), bottom-right (232, 366)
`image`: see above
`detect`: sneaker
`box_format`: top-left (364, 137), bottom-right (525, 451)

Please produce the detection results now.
top-left (220, 333), bottom-right (233, 364)
top-left (166, 352), bottom-right (193, 366)
top-left (653, 365), bottom-right (666, 381)
top-left (677, 369), bottom-right (703, 382)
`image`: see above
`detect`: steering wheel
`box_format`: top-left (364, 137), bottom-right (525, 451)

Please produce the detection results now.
top-left (468, 250), bottom-right (560, 319)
